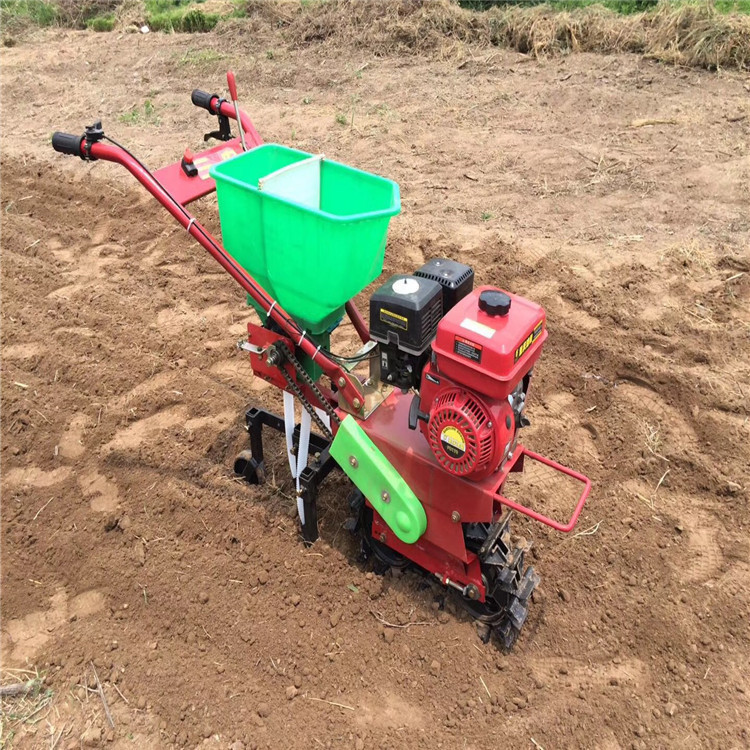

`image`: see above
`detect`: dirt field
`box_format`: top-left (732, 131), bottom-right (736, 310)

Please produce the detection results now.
top-left (2, 21), bottom-right (749, 750)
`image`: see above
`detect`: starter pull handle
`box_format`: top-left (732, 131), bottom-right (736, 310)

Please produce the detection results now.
top-left (408, 394), bottom-right (429, 430)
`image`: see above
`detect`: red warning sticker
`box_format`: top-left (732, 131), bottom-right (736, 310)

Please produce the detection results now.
top-left (454, 335), bottom-right (483, 363)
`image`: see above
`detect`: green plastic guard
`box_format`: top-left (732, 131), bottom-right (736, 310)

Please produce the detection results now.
top-left (330, 415), bottom-right (427, 545)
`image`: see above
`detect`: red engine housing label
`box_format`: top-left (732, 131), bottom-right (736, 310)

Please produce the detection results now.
top-left (454, 335), bottom-right (483, 363)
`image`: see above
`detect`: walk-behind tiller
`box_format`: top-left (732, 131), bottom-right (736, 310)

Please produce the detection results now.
top-left (52, 74), bottom-right (590, 649)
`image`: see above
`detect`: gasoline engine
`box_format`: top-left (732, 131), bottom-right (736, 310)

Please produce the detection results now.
top-left (361, 259), bottom-right (548, 645)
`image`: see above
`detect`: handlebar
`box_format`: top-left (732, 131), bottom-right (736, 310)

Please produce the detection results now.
top-left (46, 135), bottom-right (364, 409)
top-left (189, 88), bottom-right (261, 147)
top-left (191, 89), bottom-right (218, 112)
top-left (52, 132), bottom-right (85, 158)
top-left (496, 447), bottom-right (592, 533)
top-left (52, 91), bottom-right (262, 165)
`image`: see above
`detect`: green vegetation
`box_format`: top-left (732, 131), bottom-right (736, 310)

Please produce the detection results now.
top-left (1, 0), bottom-right (240, 34)
top-left (119, 99), bottom-right (160, 126)
top-left (0, 0), bottom-right (57, 27)
top-left (0, 0), bottom-right (119, 31)
top-left (147, 8), bottom-right (218, 32)
top-left (145, 0), bottom-right (218, 32)
top-left (335, 113), bottom-right (348, 126)
top-left (86, 12), bottom-right (114, 29)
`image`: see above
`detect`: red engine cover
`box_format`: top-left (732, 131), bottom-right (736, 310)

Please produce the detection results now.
top-left (418, 286), bottom-right (547, 481)
top-left (431, 285), bottom-right (547, 399)
top-left (426, 387), bottom-right (512, 480)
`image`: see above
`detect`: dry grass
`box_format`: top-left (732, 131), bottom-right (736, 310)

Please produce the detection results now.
top-left (665, 239), bottom-right (717, 273)
top-left (0, 668), bottom-right (53, 747)
top-left (245, 0), bottom-right (750, 70)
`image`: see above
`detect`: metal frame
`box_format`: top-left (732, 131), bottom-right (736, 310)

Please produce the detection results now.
top-left (52, 78), bottom-right (592, 550)
top-left (241, 407), bottom-right (337, 544)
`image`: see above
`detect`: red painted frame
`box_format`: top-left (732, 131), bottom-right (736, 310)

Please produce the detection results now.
top-left (153, 96), bottom-right (264, 206)
top-left (354, 388), bottom-right (591, 570)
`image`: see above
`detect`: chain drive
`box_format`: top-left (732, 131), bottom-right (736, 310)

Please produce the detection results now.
top-left (270, 340), bottom-right (342, 440)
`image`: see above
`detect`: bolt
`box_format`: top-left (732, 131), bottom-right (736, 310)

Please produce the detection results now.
top-left (451, 511), bottom-right (461, 523)
top-left (465, 584), bottom-right (480, 600)
top-left (337, 377), bottom-right (346, 388)
top-left (379, 532), bottom-right (387, 543)
top-left (349, 456), bottom-right (358, 468)
top-left (266, 346), bottom-right (281, 366)
top-left (352, 398), bottom-right (361, 410)
top-left (381, 491), bottom-right (390, 504)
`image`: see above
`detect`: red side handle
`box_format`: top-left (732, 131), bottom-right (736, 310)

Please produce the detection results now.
top-left (496, 447), bottom-right (592, 533)
top-left (227, 71), bottom-right (238, 102)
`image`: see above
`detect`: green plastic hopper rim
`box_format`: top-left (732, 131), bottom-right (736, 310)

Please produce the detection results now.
top-left (209, 144), bottom-right (401, 224)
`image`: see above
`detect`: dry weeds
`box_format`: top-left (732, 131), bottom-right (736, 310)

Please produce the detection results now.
top-left (257, 0), bottom-right (750, 71)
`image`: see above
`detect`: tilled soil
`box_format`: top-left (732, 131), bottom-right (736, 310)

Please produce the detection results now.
top-left (1, 25), bottom-right (749, 750)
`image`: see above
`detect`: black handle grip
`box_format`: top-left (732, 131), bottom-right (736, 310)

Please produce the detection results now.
top-left (52, 131), bottom-right (84, 157)
top-left (191, 89), bottom-right (217, 113)
top-left (408, 394), bottom-right (429, 430)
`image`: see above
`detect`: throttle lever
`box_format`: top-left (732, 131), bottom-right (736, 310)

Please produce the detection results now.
top-left (227, 71), bottom-right (248, 152)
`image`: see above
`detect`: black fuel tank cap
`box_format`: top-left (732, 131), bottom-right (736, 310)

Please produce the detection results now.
top-left (478, 290), bottom-right (511, 316)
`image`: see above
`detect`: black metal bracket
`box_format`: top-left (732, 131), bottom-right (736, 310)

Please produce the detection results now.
top-left (204, 99), bottom-right (233, 142)
top-left (235, 407), bottom-right (338, 544)
top-left (83, 121), bottom-right (104, 160)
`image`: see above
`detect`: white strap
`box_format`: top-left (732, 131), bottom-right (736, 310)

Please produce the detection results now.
top-left (283, 391), bottom-right (297, 484)
top-left (315, 407), bottom-right (331, 432)
top-left (283, 391), bottom-right (313, 526)
top-left (296, 409), bottom-right (312, 524)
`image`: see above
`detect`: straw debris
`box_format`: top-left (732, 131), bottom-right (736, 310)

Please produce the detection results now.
top-left (241, 0), bottom-right (750, 71)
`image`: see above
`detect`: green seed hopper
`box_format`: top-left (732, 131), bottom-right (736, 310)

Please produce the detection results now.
top-left (210, 144), bottom-right (401, 335)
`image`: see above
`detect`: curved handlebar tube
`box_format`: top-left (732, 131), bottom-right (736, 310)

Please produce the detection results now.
top-left (72, 140), bottom-right (362, 406)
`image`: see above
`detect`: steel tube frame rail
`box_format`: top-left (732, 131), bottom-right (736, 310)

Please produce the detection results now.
top-left (85, 142), bottom-right (363, 407)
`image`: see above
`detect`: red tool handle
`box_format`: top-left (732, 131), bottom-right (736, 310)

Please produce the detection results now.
top-left (50, 136), bottom-right (363, 408)
top-left (496, 447), bottom-right (592, 533)
top-left (227, 71), bottom-right (238, 101)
